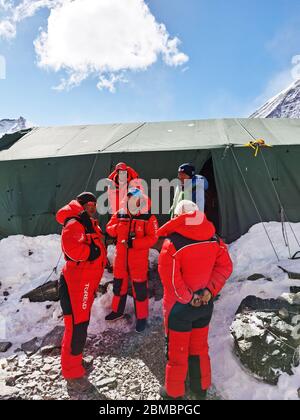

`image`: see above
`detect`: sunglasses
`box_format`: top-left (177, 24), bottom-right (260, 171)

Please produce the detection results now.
top-left (86, 202), bottom-right (97, 208)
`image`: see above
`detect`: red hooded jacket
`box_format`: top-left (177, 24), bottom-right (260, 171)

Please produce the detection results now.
top-left (158, 212), bottom-right (233, 315)
top-left (56, 200), bottom-right (107, 270)
top-left (108, 165), bottom-right (143, 214)
top-left (106, 195), bottom-right (158, 280)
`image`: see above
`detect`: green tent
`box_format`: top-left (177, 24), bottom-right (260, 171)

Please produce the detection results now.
top-left (1, 118), bottom-right (300, 242)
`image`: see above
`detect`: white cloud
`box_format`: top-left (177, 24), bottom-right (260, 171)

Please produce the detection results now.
top-left (0, 0), bottom-right (61, 39)
top-left (0, 0), bottom-right (189, 91)
top-left (0, 19), bottom-right (15, 38)
top-left (0, 0), bottom-right (13, 11)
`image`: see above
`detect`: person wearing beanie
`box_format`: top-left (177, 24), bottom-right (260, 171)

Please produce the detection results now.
top-left (56, 192), bottom-right (107, 392)
top-left (105, 188), bottom-right (158, 333)
top-left (107, 163), bottom-right (143, 214)
top-left (170, 163), bottom-right (209, 218)
top-left (158, 200), bottom-right (232, 400)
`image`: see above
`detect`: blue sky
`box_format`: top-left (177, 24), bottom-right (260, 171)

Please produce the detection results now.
top-left (0, 0), bottom-right (300, 126)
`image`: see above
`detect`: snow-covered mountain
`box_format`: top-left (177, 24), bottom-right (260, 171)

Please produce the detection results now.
top-left (251, 78), bottom-right (300, 118)
top-left (0, 116), bottom-right (27, 138)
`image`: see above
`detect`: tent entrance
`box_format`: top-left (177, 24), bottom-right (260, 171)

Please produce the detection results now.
top-left (202, 157), bottom-right (220, 233)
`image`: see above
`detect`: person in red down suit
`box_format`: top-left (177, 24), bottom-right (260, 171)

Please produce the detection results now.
top-left (105, 188), bottom-right (158, 333)
top-left (56, 192), bottom-right (107, 392)
top-left (107, 162), bottom-right (143, 214)
top-left (158, 200), bottom-right (233, 400)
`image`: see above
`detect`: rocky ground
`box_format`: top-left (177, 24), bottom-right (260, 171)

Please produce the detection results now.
top-left (0, 317), bottom-right (216, 401)
top-left (0, 314), bottom-right (221, 401)
top-left (0, 316), bottom-right (164, 401)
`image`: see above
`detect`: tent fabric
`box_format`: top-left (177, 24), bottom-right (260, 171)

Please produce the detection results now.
top-left (2, 118), bottom-right (300, 161)
top-left (0, 149), bottom-right (210, 238)
top-left (1, 118), bottom-right (300, 242)
top-left (212, 146), bottom-right (300, 241)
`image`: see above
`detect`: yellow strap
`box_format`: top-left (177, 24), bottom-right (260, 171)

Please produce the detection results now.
top-left (244, 139), bottom-right (272, 157)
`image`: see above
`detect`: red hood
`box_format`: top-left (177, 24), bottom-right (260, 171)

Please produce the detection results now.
top-left (56, 200), bottom-right (84, 225)
top-left (108, 166), bottom-right (139, 183)
top-left (158, 211), bottom-right (215, 241)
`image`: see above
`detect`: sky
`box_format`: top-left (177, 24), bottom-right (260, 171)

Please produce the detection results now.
top-left (0, 0), bottom-right (300, 126)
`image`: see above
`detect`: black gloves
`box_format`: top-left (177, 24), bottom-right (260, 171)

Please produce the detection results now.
top-left (79, 211), bottom-right (95, 234)
top-left (88, 241), bottom-right (101, 261)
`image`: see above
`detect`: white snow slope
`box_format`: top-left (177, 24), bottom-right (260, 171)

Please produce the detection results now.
top-left (0, 117), bottom-right (27, 139)
top-left (1, 223), bottom-right (300, 400)
top-left (251, 78), bottom-right (300, 118)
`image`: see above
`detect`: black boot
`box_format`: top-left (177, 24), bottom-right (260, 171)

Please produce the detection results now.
top-left (189, 389), bottom-right (207, 400)
top-left (82, 357), bottom-right (94, 374)
top-left (159, 386), bottom-right (184, 400)
top-left (105, 311), bottom-right (124, 322)
top-left (135, 319), bottom-right (147, 333)
top-left (66, 376), bottom-right (94, 393)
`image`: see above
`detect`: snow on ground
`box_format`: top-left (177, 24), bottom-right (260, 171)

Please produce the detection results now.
top-left (0, 234), bottom-right (63, 350)
top-left (0, 222), bottom-right (300, 399)
top-left (0, 237), bottom-right (162, 354)
top-left (210, 222), bottom-right (300, 400)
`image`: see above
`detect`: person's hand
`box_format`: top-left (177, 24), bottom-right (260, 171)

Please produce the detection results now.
top-left (190, 289), bottom-right (212, 307)
top-left (190, 294), bottom-right (203, 307)
top-left (201, 289), bottom-right (212, 305)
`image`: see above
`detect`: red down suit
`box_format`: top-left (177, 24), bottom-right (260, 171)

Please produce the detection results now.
top-left (106, 198), bottom-right (158, 320)
top-left (56, 200), bottom-right (107, 379)
top-left (158, 212), bottom-right (233, 398)
top-left (108, 165), bottom-right (143, 214)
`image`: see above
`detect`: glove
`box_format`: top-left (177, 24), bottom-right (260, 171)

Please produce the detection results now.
top-left (88, 240), bottom-right (101, 261)
top-left (79, 211), bottom-right (94, 234)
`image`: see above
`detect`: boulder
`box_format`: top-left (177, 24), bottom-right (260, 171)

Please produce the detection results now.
top-left (21, 337), bottom-right (41, 356)
top-left (247, 274), bottom-right (272, 282)
top-left (40, 326), bottom-right (64, 352)
top-left (21, 280), bottom-right (59, 303)
top-left (0, 342), bottom-right (12, 353)
top-left (231, 295), bottom-right (300, 385)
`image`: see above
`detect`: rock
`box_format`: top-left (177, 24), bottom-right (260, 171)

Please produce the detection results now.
top-left (231, 295), bottom-right (300, 385)
top-left (0, 342), bottom-right (12, 353)
top-left (18, 357), bottom-right (30, 368)
top-left (40, 326), bottom-right (64, 350)
top-left (293, 293), bottom-right (300, 305)
top-left (49, 373), bottom-right (59, 381)
top-left (6, 354), bottom-right (17, 363)
top-left (0, 358), bottom-right (8, 369)
top-left (21, 280), bottom-right (59, 303)
top-left (21, 337), bottom-right (41, 355)
top-left (129, 383), bottom-right (141, 393)
top-left (96, 377), bottom-right (117, 389)
top-left (5, 377), bottom-right (16, 387)
top-left (26, 381), bottom-right (37, 388)
top-left (3, 291), bottom-right (9, 297)
top-left (290, 286), bottom-right (300, 294)
top-left (298, 388), bottom-right (300, 399)
top-left (236, 295), bottom-right (300, 316)
top-left (247, 274), bottom-right (272, 282)
top-left (148, 269), bottom-right (163, 301)
top-left (41, 364), bottom-right (52, 373)
top-left (0, 381), bottom-right (18, 399)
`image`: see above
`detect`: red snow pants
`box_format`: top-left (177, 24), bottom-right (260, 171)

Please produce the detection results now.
top-left (165, 300), bottom-right (214, 398)
top-left (111, 276), bottom-right (149, 320)
top-left (59, 261), bottom-right (104, 379)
